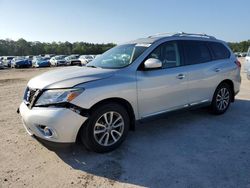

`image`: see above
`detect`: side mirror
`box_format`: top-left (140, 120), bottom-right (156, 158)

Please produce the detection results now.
top-left (144, 58), bottom-right (162, 69)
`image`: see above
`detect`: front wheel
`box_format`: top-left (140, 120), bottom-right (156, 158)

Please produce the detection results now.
top-left (81, 103), bottom-right (130, 153)
top-left (211, 83), bottom-right (232, 115)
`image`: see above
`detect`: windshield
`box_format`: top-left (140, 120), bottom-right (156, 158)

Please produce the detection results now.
top-left (87, 43), bottom-right (149, 69)
top-left (66, 55), bottom-right (78, 60)
top-left (55, 56), bottom-right (65, 60)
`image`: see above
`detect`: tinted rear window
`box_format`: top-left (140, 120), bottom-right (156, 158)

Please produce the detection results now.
top-left (182, 41), bottom-right (211, 65)
top-left (208, 42), bottom-right (230, 60)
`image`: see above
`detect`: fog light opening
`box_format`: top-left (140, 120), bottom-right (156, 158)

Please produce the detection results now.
top-left (44, 127), bottom-right (53, 137)
top-left (38, 125), bottom-right (54, 137)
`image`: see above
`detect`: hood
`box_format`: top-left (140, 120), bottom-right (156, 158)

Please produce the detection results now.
top-left (28, 66), bottom-right (115, 89)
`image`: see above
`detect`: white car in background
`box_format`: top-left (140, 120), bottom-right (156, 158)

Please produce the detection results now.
top-left (244, 47), bottom-right (250, 73)
top-left (65, 54), bottom-right (81, 66)
top-left (50, 55), bottom-right (67, 66)
top-left (2, 56), bottom-right (15, 67)
top-left (79, 55), bottom-right (94, 65)
top-left (0, 60), bottom-right (4, 69)
top-left (0, 56), bottom-right (3, 68)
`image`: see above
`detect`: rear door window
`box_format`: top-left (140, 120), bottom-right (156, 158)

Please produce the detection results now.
top-left (182, 41), bottom-right (212, 65)
top-left (207, 42), bottom-right (230, 60)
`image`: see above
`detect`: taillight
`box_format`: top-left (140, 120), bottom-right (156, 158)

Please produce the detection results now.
top-left (235, 60), bottom-right (241, 68)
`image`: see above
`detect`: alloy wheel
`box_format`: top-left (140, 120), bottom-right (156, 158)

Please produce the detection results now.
top-left (93, 111), bottom-right (124, 146)
top-left (216, 88), bottom-right (230, 111)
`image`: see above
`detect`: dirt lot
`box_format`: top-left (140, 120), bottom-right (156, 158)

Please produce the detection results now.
top-left (0, 58), bottom-right (250, 188)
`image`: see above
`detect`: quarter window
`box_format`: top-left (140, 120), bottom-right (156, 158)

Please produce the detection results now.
top-left (182, 41), bottom-right (211, 65)
top-left (147, 41), bottom-right (181, 69)
top-left (208, 42), bottom-right (230, 60)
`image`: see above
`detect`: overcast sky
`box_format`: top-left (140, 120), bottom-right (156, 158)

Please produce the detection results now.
top-left (0, 0), bottom-right (249, 43)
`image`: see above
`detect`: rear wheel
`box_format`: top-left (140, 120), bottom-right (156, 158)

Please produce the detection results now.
top-left (81, 103), bottom-right (130, 153)
top-left (211, 83), bottom-right (232, 115)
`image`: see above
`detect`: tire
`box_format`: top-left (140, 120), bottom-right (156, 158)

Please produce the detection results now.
top-left (211, 83), bottom-right (232, 115)
top-left (81, 103), bottom-right (130, 153)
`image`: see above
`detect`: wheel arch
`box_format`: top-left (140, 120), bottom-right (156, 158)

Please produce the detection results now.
top-left (89, 97), bottom-right (136, 131)
top-left (76, 97), bottom-right (136, 143)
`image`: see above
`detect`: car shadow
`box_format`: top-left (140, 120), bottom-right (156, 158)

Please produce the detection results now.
top-left (39, 99), bottom-right (250, 188)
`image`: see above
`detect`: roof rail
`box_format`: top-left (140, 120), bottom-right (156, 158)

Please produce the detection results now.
top-left (173, 32), bottom-right (216, 39)
top-left (148, 32), bottom-right (216, 39)
top-left (147, 32), bottom-right (179, 38)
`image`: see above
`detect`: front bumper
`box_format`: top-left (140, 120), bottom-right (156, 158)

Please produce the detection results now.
top-left (19, 102), bottom-right (87, 143)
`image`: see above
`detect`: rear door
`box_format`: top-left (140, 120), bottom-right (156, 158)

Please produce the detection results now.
top-left (181, 40), bottom-right (230, 104)
top-left (136, 41), bottom-right (189, 118)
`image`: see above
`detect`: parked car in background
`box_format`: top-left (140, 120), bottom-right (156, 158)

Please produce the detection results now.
top-left (234, 52), bottom-right (240, 57)
top-left (0, 61), bottom-right (4, 69)
top-left (32, 56), bottom-right (42, 64)
top-left (18, 32), bottom-right (241, 152)
top-left (32, 57), bottom-right (50, 68)
top-left (2, 56), bottom-right (15, 67)
top-left (11, 56), bottom-right (32, 68)
top-left (241, 52), bottom-right (247, 57)
top-left (79, 55), bottom-right (94, 65)
top-left (44, 54), bottom-right (55, 59)
top-left (94, 54), bottom-right (101, 59)
top-left (25, 55), bottom-right (34, 64)
top-left (50, 55), bottom-right (67, 66)
top-left (65, 54), bottom-right (81, 66)
top-left (244, 47), bottom-right (250, 72)
top-left (66, 54), bottom-right (81, 65)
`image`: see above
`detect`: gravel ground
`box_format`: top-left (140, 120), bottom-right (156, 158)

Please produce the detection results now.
top-left (0, 58), bottom-right (249, 188)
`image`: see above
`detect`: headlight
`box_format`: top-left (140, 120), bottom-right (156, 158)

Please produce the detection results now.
top-left (35, 88), bottom-right (84, 106)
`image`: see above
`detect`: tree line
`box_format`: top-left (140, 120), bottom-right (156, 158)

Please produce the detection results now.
top-left (0, 38), bottom-right (249, 56)
top-left (0, 38), bottom-right (116, 56)
top-left (228, 40), bottom-right (250, 53)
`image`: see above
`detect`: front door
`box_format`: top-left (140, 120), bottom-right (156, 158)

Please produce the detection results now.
top-left (136, 41), bottom-right (188, 118)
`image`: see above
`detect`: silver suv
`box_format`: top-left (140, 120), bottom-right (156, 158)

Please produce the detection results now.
top-left (19, 32), bottom-right (241, 152)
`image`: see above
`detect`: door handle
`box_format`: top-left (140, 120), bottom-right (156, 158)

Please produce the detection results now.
top-left (214, 68), bottom-right (221, 72)
top-left (177, 74), bottom-right (185, 79)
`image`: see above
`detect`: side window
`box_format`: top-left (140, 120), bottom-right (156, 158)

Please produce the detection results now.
top-left (182, 41), bottom-right (211, 65)
top-left (208, 42), bottom-right (230, 60)
top-left (147, 41), bottom-right (181, 69)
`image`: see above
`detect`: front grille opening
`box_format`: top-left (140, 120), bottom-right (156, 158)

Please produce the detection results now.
top-left (23, 87), bottom-right (41, 108)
